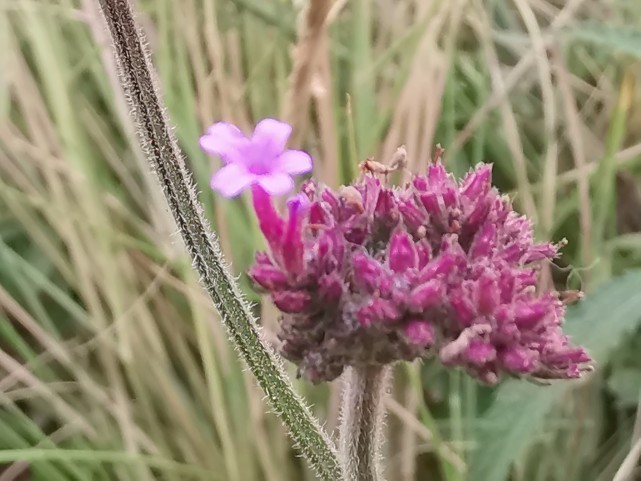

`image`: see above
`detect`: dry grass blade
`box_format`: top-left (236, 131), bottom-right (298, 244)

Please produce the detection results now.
top-left (472, 2), bottom-right (537, 220)
top-left (283, 0), bottom-right (333, 148)
top-left (552, 47), bottom-right (594, 275)
top-left (452, 0), bottom-right (587, 152)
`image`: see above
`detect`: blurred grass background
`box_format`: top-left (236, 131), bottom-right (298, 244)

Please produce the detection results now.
top-left (2, 0), bottom-right (641, 480)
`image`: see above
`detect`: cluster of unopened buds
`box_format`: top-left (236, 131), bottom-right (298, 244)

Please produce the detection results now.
top-left (200, 118), bottom-right (592, 384)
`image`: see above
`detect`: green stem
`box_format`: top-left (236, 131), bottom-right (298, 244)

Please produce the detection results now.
top-left (95, 1), bottom-right (342, 479)
top-left (339, 365), bottom-right (391, 481)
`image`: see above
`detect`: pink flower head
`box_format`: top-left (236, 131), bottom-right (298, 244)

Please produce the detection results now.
top-left (247, 149), bottom-right (592, 384)
top-left (200, 118), bottom-right (313, 197)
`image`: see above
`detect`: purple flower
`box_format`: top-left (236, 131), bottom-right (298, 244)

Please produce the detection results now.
top-left (247, 150), bottom-right (592, 384)
top-left (200, 118), bottom-right (313, 197)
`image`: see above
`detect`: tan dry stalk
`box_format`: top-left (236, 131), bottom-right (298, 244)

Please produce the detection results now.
top-left (282, 0), bottom-right (333, 148)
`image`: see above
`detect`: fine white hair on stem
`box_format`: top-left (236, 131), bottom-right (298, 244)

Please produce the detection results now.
top-left (94, 0), bottom-right (343, 479)
top-left (339, 365), bottom-right (392, 481)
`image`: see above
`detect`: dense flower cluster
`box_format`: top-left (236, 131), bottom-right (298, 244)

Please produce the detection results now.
top-left (202, 119), bottom-right (591, 384)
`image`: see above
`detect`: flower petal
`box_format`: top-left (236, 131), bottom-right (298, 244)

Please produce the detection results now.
top-left (251, 118), bottom-right (292, 158)
top-left (200, 122), bottom-right (247, 162)
top-left (210, 163), bottom-right (255, 198)
top-left (278, 150), bottom-right (313, 175)
top-left (257, 173), bottom-right (295, 196)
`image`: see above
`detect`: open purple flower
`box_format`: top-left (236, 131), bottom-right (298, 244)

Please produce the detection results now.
top-left (200, 118), bottom-right (313, 197)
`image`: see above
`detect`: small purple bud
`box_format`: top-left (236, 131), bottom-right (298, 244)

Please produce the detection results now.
top-left (344, 223), bottom-right (368, 244)
top-left (309, 202), bottom-right (330, 226)
top-left (315, 230), bottom-right (344, 272)
top-left (449, 290), bottom-right (476, 326)
top-left (357, 299), bottom-right (401, 326)
top-left (464, 339), bottom-right (496, 365)
top-left (352, 252), bottom-right (386, 293)
top-left (500, 347), bottom-right (536, 373)
top-left (523, 243), bottom-right (558, 263)
top-left (442, 186), bottom-right (458, 208)
top-left (281, 194), bottom-right (310, 277)
top-left (415, 241), bottom-right (432, 270)
top-left (375, 189), bottom-right (398, 219)
top-left (272, 290), bottom-right (312, 313)
top-left (465, 199), bottom-right (492, 231)
top-left (418, 192), bottom-right (443, 218)
top-left (543, 347), bottom-right (591, 365)
top-left (250, 264), bottom-right (289, 291)
top-left (251, 185), bottom-right (285, 253)
top-left (408, 280), bottom-right (443, 312)
top-left (321, 188), bottom-right (341, 215)
top-left (513, 270), bottom-right (537, 290)
top-left (476, 272), bottom-right (500, 315)
top-left (362, 176), bottom-right (382, 215)
top-left (470, 222), bottom-right (496, 258)
top-left (404, 320), bottom-right (435, 346)
top-left (398, 198), bottom-right (426, 232)
top-left (514, 302), bottom-right (548, 328)
top-left (388, 231), bottom-right (419, 273)
top-left (418, 252), bottom-right (458, 282)
top-left (501, 244), bottom-right (524, 263)
top-left (427, 163), bottom-right (447, 183)
top-left (461, 164), bottom-right (492, 199)
top-left (319, 274), bottom-right (343, 303)
top-left (412, 176), bottom-right (428, 191)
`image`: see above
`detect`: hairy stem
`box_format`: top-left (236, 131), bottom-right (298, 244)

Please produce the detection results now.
top-left (339, 365), bottom-right (391, 481)
top-left (95, 1), bottom-right (342, 479)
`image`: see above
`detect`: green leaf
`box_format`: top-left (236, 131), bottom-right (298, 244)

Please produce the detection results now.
top-left (468, 270), bottom-right (641, 481)
top-left (606, 368), bottom-right (641, 408)
top-left (567, 23), bottom-right (641, 58)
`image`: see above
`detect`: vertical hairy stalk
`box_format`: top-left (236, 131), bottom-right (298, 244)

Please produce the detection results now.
top-left (339, 366), bottom-right (391, 481)
top-left (95, 1), bottom-right (342, 479)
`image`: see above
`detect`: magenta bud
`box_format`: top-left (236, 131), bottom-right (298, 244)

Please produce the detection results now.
top-left (476, 272), bottom-right (500, 315)
top-left (418, 252), bottom-right (458, 282)
top-left (514, 302), bottom-right (548, 328)
top-left (415, 241), bottom-right (432, 270)
top-left (466, 200), bottom-right (491, 231)
top-left (251, 185), bottom-right (285, 253)
top-left (404, 320), bottom-right (435, 346)
top-left (450, 290), bottom-right (476, 326)
top-left (523, 243), bottom-right (558, 263)
top-left (470, 222), bottom-right (496, 258)
top-left (250, 264), bottom-right (289, 291)
top-left (461, 164), bottom-right (492, 199)
top-left (352, 252), bottom-right (386, 293)
top-left (272, 290), bottom-right (312, 313)
top-left (464, 339), bottom-right (496, 365)
top-left (412, 176), bottom-right (428, 191)
top-left (357, 299), bottom-right (401, 326)
top-left (375, 189), bottom-right (397, 218)
top-left (319, 275), bottom-right (343, 303)
top-left (408, 280), bottom-right (443, 312)
top-left (500, 347), bottom-right (536, 373)
top-left (388, 231), bottom-right (419, 273)
top-left (398, 199), bottom-right (426, 231)
top-left (427, 163), bottom-right (448, 183)
top-left (418, 192), bottom-right (443, 217)
top-left (321, 188), bottom-right (340, 214)
top-left (282, 194), bottom-right (309, 276)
